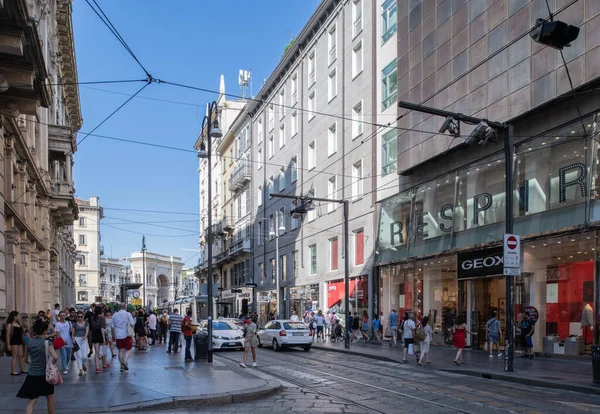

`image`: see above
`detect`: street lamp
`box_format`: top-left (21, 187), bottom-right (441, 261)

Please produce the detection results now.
top-left (268, 211), bottom-right (286, 319)
top-left (197, 101), bottom-right (223, 364)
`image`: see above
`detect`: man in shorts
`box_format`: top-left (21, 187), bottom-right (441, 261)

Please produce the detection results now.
top-left (111, 303), bottom-right (135, 372)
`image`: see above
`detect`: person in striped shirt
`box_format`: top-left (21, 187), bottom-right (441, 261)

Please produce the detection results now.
top-left (166, 309), bottom-right (183, 354)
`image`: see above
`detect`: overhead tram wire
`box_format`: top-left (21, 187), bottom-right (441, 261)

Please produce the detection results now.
top-left (395, 0), bottom-right (582, 156)
top-left (12, 81), bottom-right (153, 204)
top-left (85, 0), bottom-right (153, 79)
top-left (103, 223), bottom-right (198, 238)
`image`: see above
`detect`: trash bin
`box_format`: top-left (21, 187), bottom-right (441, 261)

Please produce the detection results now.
top-left (592, 346), bottom-right (600, 386)
top-left (543, 336), bottom-right (559, 356)
top-left (194, 330), bottom-right (209, 360)
top-left (565, 336), bottom-right (584, 356)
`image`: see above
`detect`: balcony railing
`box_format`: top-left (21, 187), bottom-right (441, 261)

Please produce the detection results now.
top-left (229, 159), bottom-right (251, 192)
top-left (222, 216), bottom-right (235, 233)
top-left (211, 221), bottom-right (223, 235)
top-left (229, 239), bottom-right (251, 257)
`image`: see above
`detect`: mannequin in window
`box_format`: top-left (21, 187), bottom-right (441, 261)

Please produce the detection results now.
top-left (581, 303), bottom-right (593, 345)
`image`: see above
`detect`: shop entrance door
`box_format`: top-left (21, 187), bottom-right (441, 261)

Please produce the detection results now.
top-left (469, 276), bottom-right (507, 350)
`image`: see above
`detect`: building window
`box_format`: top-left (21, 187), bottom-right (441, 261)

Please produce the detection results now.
top-left (352, 0), bottom-right (363, 37)
top-left (354, 229), bottom-right (365, 265)
top-left (258, 262), bottom-right (264, 284)
top-left (291, 155), bottom-right (298, 182)
top-left (279, 89), bottom-right (285, 119)
top-left (78, 235), bottom-right (86, 246)
top-left (307, 188), bottom-right (316, 222)
top-left (291, 73), bottom-right (298, 104)
top-left (79, 254), bottom-right (86, 266)
top-left (257, 185), bottom-right (263, 207)
top-left (352, 160), bottom-right (363, 199)
top-left (328, 176), bottom-right (337, 213)
top-left (308, 50), bottom-right (316, 85)
top-left (308, 91), bottom-right (315, 121)
top-left (308, 141), bottom-right (316, 170)
top-left (328, 69), bottom-right (337, 101)
top-left (78, 274), bottom-right (87, 286)
top-left (382, 129), bottom-right (398, 175)
top-left (280, 254), bottom-right (287, 281)
top-left (270, 258), bottom-right (275, 282)
top-left (257, 148), bottom-right (262, 169)
top-left (352, 101), bottom-right (363, 139)
top-left (279, 124), bottom-right (286, 148)
top-left (257, 221), bottom-right (263, 245)
top-left (78, 291), bottom-right (88, 302)
top-left (382, 60), bottom-right (398, 111)
top-left (292, 250), bottom-right (299, 278)
top-left (268, 136), bottom-right (274, 159)
top-left (269, 215), bottom-right (275, 240)
top-left (291, 111), bottom-right (298, 137)
top-left (309, 244), bottom-right (317, 275)
top-left (268, 105), bottom-right (274, 131)
top-left (257, 118), bottom-right (263, 144)
top-left (382, 0), bottom-right (397, 44)
top-left (328, 123), bottom-right (337, 156)
top-left (279, 167), bottom-right (286, 191)
top-left (291, 201), bottom-right (299, 230)
top-left (79, 217), bottom-right (86, 226)
top-left (329, 237), bottom-right (339, 271)
top-left (268, 176), bottom-right (274, 199)
top-left (352, 41), bottom-right (363, 78)
top-left (328, 24), bottom-right (337, 65)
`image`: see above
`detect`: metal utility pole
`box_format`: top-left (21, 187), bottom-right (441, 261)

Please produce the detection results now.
top-left (271, 193), bottom-right (351, 349)
top-left (398, 101), bottom-right (514, 371)
top-left (274, 213), bottom-right (280, 318)
top-left (142, 236), bottom-right (147, 307)
top-left (197, 101), bottom-right (222, 364)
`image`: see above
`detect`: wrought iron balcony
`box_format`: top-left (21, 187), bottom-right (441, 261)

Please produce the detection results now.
top-left (229, 159), bottom-right (251, 192)
top-left (222, 216), bottom-right (235, 233)
top-left (228, 238), bottom-right (251, 257)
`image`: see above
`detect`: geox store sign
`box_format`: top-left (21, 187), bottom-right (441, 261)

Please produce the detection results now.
top-left (457, 247), bottom-right (504, 279)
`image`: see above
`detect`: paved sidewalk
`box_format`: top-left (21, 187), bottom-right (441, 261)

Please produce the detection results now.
top-left (312, 339), bottom-right (599, 395)
top-left (0, 343), bottom-right (280, 413)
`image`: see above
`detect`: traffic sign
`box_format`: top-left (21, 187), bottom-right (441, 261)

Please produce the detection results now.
top-left (503, 234), bottom-right (521, 276)
top-left (131, 298), bottom-right (142, 306)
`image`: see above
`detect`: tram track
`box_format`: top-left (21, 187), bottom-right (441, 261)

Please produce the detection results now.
top-left (217, 352), bottom-right (480, 414)
top-left (246, 347), bottom-right (569, 413)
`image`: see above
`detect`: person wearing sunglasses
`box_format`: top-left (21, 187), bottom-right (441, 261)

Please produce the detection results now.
top-left (72, 312), bottom-right (89, 377)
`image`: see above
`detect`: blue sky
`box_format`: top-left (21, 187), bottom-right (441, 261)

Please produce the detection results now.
top-left (72, 0), bottom-right (321, 266)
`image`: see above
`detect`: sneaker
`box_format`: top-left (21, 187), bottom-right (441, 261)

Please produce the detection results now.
top-left (489, 354), bottom-right (493, 358)
top-left (166, 351), bottom-right (171, 354)
top-left (63, 370), bottom-right (68, 374)
top-left (251, 362), bottom-right (257, 367)
top-left (497, 353), bottom-right (503, 357)
top-left (239, 362), bottom-right (246, 368)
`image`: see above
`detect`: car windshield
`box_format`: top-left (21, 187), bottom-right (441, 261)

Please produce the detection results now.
top-left (213, 321), bottom-right (238, 330)
top-left (284, 322), bottom-right (307, 330)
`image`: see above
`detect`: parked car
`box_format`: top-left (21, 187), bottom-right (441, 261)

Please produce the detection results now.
top-left (218, 317), bottom-right (244, 328)
top-left (199, 320), bottom-right (245, 350)
top-left (257, 319), bottom-right (312, 352)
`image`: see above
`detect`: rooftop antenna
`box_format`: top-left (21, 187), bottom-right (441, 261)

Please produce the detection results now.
top-left (238, 69), bottom-right (251, 99)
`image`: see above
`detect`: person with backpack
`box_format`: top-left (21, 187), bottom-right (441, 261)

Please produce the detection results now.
top-left (486, 311), bottom-right (502, 358)
top-left (417, 316), bottom-right (433, 365)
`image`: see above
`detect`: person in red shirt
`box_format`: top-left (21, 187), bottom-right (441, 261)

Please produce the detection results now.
top-left (182, 310), bottom-right (194, 362)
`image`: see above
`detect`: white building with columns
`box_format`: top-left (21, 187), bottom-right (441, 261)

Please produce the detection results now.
top-left (74, 197), bottom-right (103, 304)
top-left (129, 251), bottom-right (183, 308)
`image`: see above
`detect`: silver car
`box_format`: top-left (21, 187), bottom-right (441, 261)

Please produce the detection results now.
top-left (257, 319), bottom-right (312, 352)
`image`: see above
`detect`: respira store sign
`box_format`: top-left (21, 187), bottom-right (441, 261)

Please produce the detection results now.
top-left (457, 247), bottom-right (504, 279)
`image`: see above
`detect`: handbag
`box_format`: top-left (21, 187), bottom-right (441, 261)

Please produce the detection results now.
top-left (127, 323), bottom-right (135, 338)
top-left (384, 327), bottom-right (392, 338)
top-left (72, 340), bottom-right (80, 353)
top-left (45, 341), bottom-right (63, 385)
top-left (52, 336), bottom-right (65, 350)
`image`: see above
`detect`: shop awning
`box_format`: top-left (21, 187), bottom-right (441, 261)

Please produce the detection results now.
top-left (327, 279), bottom-right (358, 308)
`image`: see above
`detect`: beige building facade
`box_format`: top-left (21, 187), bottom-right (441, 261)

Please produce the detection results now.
top-left (0, 0), bottom-right (81, 321)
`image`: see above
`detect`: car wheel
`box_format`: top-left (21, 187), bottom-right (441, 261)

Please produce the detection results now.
top-left (303, 345), bottom-right (311, 352)
top-left (273, 339), bottom-right (282, 352)
top-left (257, 337), bottom-right (263, 348)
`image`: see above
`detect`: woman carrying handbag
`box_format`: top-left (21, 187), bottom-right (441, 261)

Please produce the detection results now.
top-left (17, 319), bottom-right (59, 414)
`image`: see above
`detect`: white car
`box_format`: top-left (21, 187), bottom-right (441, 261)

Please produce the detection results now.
top-left (199, 320), bottom-right (245, 350)
top-left (257, 320), bottom-right (312, 352)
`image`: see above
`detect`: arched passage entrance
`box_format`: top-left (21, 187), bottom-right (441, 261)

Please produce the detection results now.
top-left (157, 274), bottom-right (170, 305)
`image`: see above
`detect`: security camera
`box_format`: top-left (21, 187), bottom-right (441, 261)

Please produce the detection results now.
top-left (439, 116), bottom-right (460, 137)
top-left (465, 121), bottom-right (492, 145)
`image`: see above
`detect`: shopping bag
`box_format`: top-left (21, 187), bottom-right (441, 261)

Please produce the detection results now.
top-left (127, 323), bottom-right (135, 338)
top-left (384, 327), bottom-right (392, 338)
top-left (45, 341), bottom-right (63, 385)
top-left (483, 341), bottom-right (489, 352)
top-left (52, 336), bottom-right (65, 350)
top-left (408, 343), bottom-right (414, 355)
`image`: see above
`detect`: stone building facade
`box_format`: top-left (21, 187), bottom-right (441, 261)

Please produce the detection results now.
top-left (74, 197), bottom-right (103, 304)
top-left (0, 0), bottom-right (81, 320)
top-left (129, 251), bottom-right (183, 308)
top-left (100, 257), bottom-right (129, 302)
